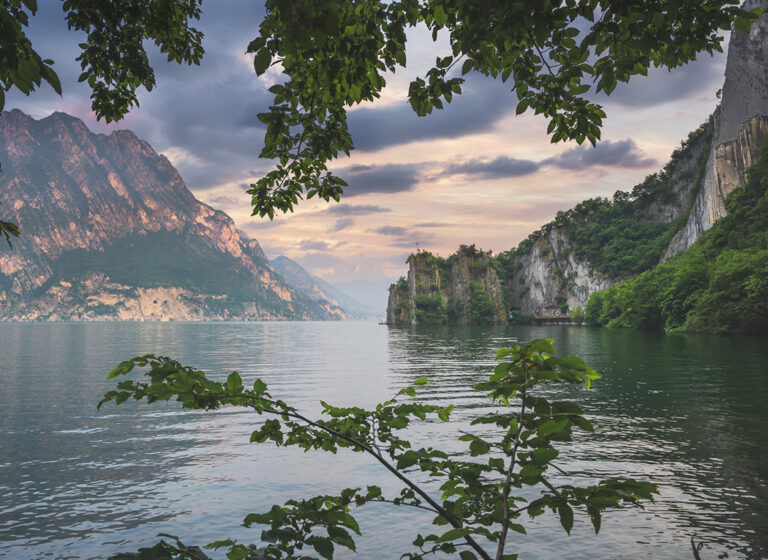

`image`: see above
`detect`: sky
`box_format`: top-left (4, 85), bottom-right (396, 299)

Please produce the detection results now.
top-left (4, 1), bottom-right (731, 306)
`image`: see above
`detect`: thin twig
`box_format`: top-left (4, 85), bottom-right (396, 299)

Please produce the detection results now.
top-left (250, 401), bottom-right (494, 560)
top-left (495, 363), bottom-right (529, 560)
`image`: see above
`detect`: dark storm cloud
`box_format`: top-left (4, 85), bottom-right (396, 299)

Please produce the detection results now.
top-left (348, 74), bottom-right (517, 152)
top-left (444, 156), bottom-right (541, 179)
top-left (330, 218), bottom-right (354, 232)
top-left (341, 163), bottom-right (422, 196)
top-left (543, 139), bottom-right (656, 171)
top-left (326, 204), bottom-right (392, 217)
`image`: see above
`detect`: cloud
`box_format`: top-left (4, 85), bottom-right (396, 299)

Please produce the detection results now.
top-left (298, 239), bottom-right (332, 251)
top-left (543, 139), bottom-right (657, 170)
top-left (592, 53), bottom-right (725, 108)
top-left (390, 234), bottom-right (435, 248)
top-left (348, 74), bottom-right (517, 152)
top-left (330, 217), bottom-right (354, 232)
top-left (371, 226), bottom-right (409, 236)
top-left (444, 156), bottom-right (541, 179)
top-left (370, 225), bottom-right (435, 249)
top-left (326, 204), bottom-right (392, 216)
top-left (413, 222), bottom-right (450, 227)
top-left (442, 139), bottom-right (656, 180)
top-left (341, 163), bottom-right (422, 196)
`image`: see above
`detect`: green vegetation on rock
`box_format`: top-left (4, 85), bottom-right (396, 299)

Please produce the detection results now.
top-left (586, 143), bottom-right (768, 335)
top-left (499, 118), bottom-right (713, 281)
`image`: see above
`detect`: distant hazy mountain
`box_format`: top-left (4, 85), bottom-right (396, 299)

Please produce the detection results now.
top-left (270, 255), bottom-right (379, 319)
top-left (333, 278), bottom-right (394, 313)
top-left (0, 109), bottom-right (343, 321)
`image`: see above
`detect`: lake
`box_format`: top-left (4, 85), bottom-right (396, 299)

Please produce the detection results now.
top-left (0, 322), bottom-right (766, 559)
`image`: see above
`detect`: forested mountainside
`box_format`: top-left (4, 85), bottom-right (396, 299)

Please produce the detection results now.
top-left (586, 144), bottom-right (768, 334)
top-left (387, 6), bottom-right (768, 330)
top-left (386, 120), bottom-right (713, 326)
top-left (0, 110), bottom-right (343, 321)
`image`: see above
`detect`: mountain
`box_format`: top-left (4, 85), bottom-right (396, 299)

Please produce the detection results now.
top-left (387, 4), bottom-right (768, 330)
top-left (585, 143), bottom-right (768, 334)
top-left (0, 109), bottom-right (344, 321)
top-left (270, 255), bottom-right (379, 319)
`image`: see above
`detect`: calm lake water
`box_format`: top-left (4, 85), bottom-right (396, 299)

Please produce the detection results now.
top-left (0, 322), bottom-right (766, 559)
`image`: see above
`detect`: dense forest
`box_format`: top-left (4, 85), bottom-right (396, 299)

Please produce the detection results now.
top-left (495, 118), bottom-right (712, 282)
top-left (585, 144), bottom-right (768, 335)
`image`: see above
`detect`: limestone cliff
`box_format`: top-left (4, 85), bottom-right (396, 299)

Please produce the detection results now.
top-left (666, 0), bottom-right (768, 256)
top-left (492, 117), bottom-right (713, 321)
top-left (388, 3), bottom-right (768, 323)
top-left (386, 247), bottom-right (506, 325)
top-left (0, 110), bottom-right (342, 321)
top-left (503, 230), bottom-right (611, 320)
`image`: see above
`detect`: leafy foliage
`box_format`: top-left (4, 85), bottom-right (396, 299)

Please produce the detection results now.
top-left (246, 1), bottom-right (757, 217)
top-left (586, 142), bottom-right (768, 334)
top-left (0, 0), bottom-right (204, 243)
top-left (468, 281), bottom-right (495, 325)
top-left (0, 3), bottom-right (760, 233)
top-left (0, 202), bottom-right (19, 247)
top-left (495, 117), bottom-right (713, 281)
top-left (101, 339), bottom-right (657, 559)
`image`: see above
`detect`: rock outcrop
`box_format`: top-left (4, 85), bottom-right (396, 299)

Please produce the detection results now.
top-left (0, 110), bottom-right (342, 321)
top-left (666, 0), bottom-right (768, 256)
top-left (503, 230), bottom-right (611, 319)
top-left (388, 3), bottom-right (768, 323)
top-left (386, 247), bottom-right (506, 325)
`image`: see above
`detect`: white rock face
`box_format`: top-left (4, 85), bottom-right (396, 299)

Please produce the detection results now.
top-left (509, 230), bottom-right (612, 319)
top-left (666, 0), bottom-right (768, 257)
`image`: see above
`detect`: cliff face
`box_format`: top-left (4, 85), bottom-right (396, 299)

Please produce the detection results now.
top-left (666, 0), bottom-right (768, 256)
top-left (0, 110), bottom-right (342, 321)
top-left (496, 118), bottom-right (713, 321)
top-left (386, 248), bottom-right (506, 325)
top-left (504, 230), bottom-right (611, 319)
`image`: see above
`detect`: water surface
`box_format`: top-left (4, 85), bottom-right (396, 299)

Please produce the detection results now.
top-left (0, 323), bottom-right (766, 559)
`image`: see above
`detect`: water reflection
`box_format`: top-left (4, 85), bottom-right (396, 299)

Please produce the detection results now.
top-left (0, 323), bottom-right (765, 559)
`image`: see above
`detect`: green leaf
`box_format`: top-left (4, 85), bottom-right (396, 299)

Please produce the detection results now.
top-left (396, 450), bottom-right (419, 469)
top-left (530, 447), bottom-right (559, 466)
top-left (432, 5), bottom-right (447, 27)
top-left (253, 48), bottom-right (271, 75)
top-left (435, 527), bottom-right (470, 543)
top-left (413, 378), bottom-right (429, 385)
top-left (226, 372), bottom-right (243, 392)
top-left (538, 419), bottom-right (568, 438)
top-left (528, 339), bottom-right (555, 354)
top-left (469, 438), bottom-right (491, 456)
top-left (312, 537), bottom-right (334, 560)
top-left (558, 503), bottom-right (574, 535)
top-left (252, 379), bottom-right (268, 395)
top-left (734, 17), bottom-right (752, 34)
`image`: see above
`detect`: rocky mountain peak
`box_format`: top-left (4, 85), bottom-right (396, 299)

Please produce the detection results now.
top-left (0, 109), bottom-right (342, 321)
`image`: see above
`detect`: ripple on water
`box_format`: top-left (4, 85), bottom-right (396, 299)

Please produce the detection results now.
top-left (0, 322), bottom-right (765, 559)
